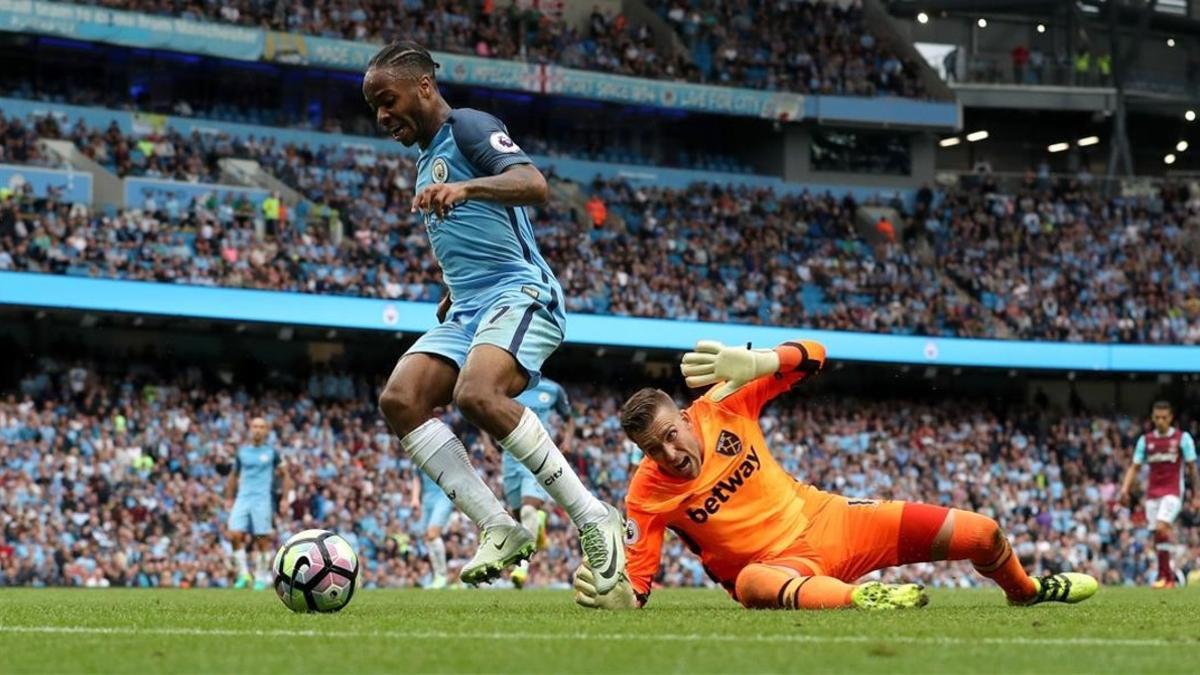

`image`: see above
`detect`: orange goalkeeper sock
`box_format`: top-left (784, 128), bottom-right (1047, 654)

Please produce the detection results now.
top-left (734, 564), bottom-right (855, 609)
top-left (946, 509), bottom-right (1037, 603)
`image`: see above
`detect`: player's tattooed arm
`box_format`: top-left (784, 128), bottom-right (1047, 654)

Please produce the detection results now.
top-left (411, 164), bottom-right (547, 217)
top-left (460, 163), bottom-right (548, 206)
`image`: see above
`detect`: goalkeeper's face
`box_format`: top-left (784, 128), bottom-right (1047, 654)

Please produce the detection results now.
top-left (632, 402), bottom-right (702, 481)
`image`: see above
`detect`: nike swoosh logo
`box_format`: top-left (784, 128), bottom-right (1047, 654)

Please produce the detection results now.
top-left (493, 534), bottom-right (509, 551)
top-left (532, 451), bottom-right (549, 475)
top-left (435, 472), bottom-right (444, 486)
top-left (597, 534), bottom-right (619, 580)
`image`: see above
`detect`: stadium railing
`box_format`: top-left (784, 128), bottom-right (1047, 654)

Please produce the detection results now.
top-left (0, 163), bottom-right (92, 202)
top-left (2, 272), bottom-right (1197, 373)
top-left (0, 0), bottom-right (959, 131)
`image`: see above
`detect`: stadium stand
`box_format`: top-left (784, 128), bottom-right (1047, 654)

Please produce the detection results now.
top-left (60, 0), bottom-right (925, 96)
top-left (1, 356), bottom-right (1194, 589)
top-left (649, 0), bottom-right (926, 96)
top-left (2, 107), bottom-right (1196, 344)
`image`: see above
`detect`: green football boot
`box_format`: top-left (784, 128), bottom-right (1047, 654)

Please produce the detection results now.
top-left (460, 524), bottom-right (535, 586)
top-left (579, 503), bottom-right (627, 595)
top-left (511, 561), bottom-right (530, 590)
top-left (1011, 573), bottom-right (1098, 606)
top-left (851, 581), bottom-right (930, 610)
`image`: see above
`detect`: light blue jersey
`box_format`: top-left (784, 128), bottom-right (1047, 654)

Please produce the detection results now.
top-left (234, 444), bottom-right (278, 501)
top-left (406, 108), bottom-right (566, 386)
top-left (228, 444), bottom-right (278, 535)
top-left (515, 379), bottom-right (571, 426)
top-left (504, 378), bottom-right (571, 508)
top-left (415, 108), bottom-right (562, 308)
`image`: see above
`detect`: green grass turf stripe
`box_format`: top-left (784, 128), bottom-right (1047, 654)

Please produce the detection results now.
top-left (1, 624), bottom-right (1194, 648)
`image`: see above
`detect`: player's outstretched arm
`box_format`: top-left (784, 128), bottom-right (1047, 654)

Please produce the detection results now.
top-left (681, 339), bottom-right (826, 403)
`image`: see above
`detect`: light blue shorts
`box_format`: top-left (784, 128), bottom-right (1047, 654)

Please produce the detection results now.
top-left (502, 453), bottom-right (551, 510)
top-left (418, 489), bottom-right (455, 533)
top-left (228, 497), bottom-right (273, 535)
top-left (407, 285), bottom-right (564, 388)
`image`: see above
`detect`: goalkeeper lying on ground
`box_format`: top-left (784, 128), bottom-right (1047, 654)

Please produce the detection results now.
top-left (574, 338), bottom-right (1099, 610)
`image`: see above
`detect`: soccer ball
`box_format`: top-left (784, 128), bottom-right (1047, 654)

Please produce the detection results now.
top-left (273, 529), bottom-right (360, 613)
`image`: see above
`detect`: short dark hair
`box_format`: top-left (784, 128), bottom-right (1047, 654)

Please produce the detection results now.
top-left (367, 40), bottom-right (438, 79)
top-left (1152, 400), bottom-right (1173, 413)
top-left (620, 388), bottom-right (673, 438)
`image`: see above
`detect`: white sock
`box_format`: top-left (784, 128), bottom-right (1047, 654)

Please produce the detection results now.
top-left (255, 551), bottom-right (272, 581)
top-left (500, 408), bottom-right (606, 529)
top-left (520, 504), bottom-right (540, 547)
top-left (234, 549), bottom-right (249, 577)
top-left (401, 419), bottom-right (514, 531)
top-left (428, 537), bottom-right (447, 578)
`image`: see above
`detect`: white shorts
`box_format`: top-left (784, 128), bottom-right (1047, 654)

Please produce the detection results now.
top-left (1145, 494), bottom-right (1182, 525)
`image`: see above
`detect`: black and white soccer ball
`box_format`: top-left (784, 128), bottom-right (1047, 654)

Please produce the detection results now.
top-left (273, 529), bottom-right (360, 613)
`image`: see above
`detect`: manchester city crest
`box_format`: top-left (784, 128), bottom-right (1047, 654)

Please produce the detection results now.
top-left (431, 157), bottom-right (449, 183)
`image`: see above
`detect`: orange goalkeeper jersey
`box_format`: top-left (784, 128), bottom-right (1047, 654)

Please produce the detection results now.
top-left (623, 340), bottom-right (833, 599)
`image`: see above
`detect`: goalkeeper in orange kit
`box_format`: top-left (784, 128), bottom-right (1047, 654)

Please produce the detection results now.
top-left (573, 338), bottom-right (1099, 610)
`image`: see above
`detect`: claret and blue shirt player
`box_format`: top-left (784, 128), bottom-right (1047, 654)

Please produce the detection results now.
top-left (362, 41), bottom-right (627, 593)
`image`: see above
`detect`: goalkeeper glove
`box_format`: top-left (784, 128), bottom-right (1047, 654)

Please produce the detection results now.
top-left (680, 340), bottom-right (780, 402)
top-left (573, 564), bottom-right (639, 610)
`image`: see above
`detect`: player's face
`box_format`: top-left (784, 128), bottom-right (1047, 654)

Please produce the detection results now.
top-left (250, 418), bottom-right (269, 445)
top-left (362, 68), bottom-right (430, 148)
top-left (633, 404), bottom-right (703, 480)
top-left (1152, 408), bottom-right (1173, 432)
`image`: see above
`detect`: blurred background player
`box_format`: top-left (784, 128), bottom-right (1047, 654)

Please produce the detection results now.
top-left (575, 339), bottom-right (1098, 611)
top-left (503, 377), bottom-right (574, 588)
top-left (224, 417), bottom-right (290, 590)
top-left (1119, 401), bottom-right (1198, 588)
top-left (411, 468), bottom-right (455, 589)
top-left (364, 41), bottom-right (626, 592)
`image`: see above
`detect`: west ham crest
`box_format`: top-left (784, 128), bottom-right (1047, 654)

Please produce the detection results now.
top-left (715, 430), bottom-right (742, 457)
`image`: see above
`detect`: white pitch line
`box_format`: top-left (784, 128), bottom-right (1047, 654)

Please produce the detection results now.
top-left (0, 625), bottom-right (1193, 649)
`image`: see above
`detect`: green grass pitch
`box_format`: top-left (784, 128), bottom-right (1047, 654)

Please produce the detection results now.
top-left (1, 587), bottom-right (1197, 673)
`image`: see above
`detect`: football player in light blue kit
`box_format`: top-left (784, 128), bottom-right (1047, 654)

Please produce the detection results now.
top-left (412, 468), bottom-right (455, 589)
top-left (224, 417), bottom-right (290, 590)
top-left (506, 378), bottom-right (575, 588)
top-left (364, 41), bottom-right (626, 592)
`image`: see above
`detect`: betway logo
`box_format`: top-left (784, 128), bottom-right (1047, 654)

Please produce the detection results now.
top-left (1147, 452), bottom-right (1179, 463)
top-left (687, 448), bottom-right (761, 524)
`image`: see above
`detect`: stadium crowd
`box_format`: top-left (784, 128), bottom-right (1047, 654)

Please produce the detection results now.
top-left (0, 357), bottom-right (1196, 590)
top-left (3, 117), bottom-right (1198, 344)
top-left (0, 163), bottom-right (992, 336)
top-left (65, 0), bottom-right (925, 97)
top-left (918, 175), bottom-right (1200, 344)
top-left (651, 0), bottom-right (926, 97)
top-left (0, 112), bottom-right (222, 184)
